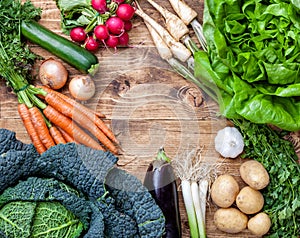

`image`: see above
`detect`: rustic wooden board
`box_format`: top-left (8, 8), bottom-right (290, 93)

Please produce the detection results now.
top-left (0, 0), bottom-right (262, 237)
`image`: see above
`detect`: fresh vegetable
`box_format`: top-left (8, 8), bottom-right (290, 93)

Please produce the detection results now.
top-left (0, 0), bottom-right (41, 76)
top-left (105, 16), bottom-right (125, 35)
top-left (146, 0), bottom-right (189, 42)
top-left (144, 0), bottom-right (199, 55)
top-left (21, 20), bottom-right (99, 75)
top-left (94, 24), bottom-right (110, 42)
top-left (239, 160), bottom-right (270, 190)
top-left (236, 186), bottom-right (264, 215)
top-left (214, 207), bottom-right (248, 234)
top-left (194, 0), bottom-right (300, 131)
top-left (247, 212), bottom-right (272, 236)
top-left (138, 1), bottom-right (221, 101)
top-left (43, 105), bottom-right (104, 151)
top-left (167, 0), bottom-right (207, 51)
top-left (49, 125), bottom-right (67, 145)
top-left (135, 5), bottom-right (192, 63)
top-left (55, 0), bottom-right (135, 51)
top-left (68, 74), bottom-right (96, 101)
top-left (210, 174), bottom-right (239, 208)
top-left (0, 128), bottom-right (166, 237)
top-left (143, 148), bottom-right (181, 238)
top-left (118, 31), bottom-right (130, 46)
top-left (214, 126), bottom-right (244, 158)
top-left (17, 103), bottom-right (47, 154)
top-left (116, 4), bottom-right (135, 21)
top-left (91, 0), bottom-right (107, 13)
top-left (39, 58), bottom-right (68, 90)
top-left (234, 119), bottom-right (300, 237)
top-left (172, 148), bottom-right (214, 238)
top-left (38, 86), bottom-right (117, 145)
top-left (84, 35), bottom-right (100, 51)
top-left (29, 106), bottom-right (56, 149)
top-left (70, 27), bottom-right (87, 43)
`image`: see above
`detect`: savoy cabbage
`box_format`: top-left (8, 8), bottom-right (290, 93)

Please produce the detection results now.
top-left (0, 129), bottom-right (165, 238)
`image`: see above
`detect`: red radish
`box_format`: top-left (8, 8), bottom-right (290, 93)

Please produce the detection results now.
top-left (105, 35), bottom-right (119, 48)
top-left (84, 36), bottom-right (100, 51)
top-left (116, 4), bottom-right (135, 21)
top-left (94, 25), bottom-right (109, 41)
top-left (70, 27), bottom-right (87, 42)
top-left (124, 20), bottom-right (133, 31)
top-left (118, 32), bottom-right (129, 46)
top-left (91, 0), bottom-right (107, 13)
top-left (105, 16), bottom-right (124, 35)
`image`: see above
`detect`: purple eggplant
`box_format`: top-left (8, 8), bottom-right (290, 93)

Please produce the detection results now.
top-left (143, 148), bottom-right (181, 238)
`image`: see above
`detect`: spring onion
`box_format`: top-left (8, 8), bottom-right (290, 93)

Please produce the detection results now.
top-left (172, 148), bottom-right (215, 238)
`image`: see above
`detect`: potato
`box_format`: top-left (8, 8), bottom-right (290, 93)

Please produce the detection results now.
top-left (236, 186), bottom-right (264, 214)
top-left (248, 212), bottom-right (271, 236)
top-left (240, 160), bottom-right (269, 190)
top-left (214, 207), bottom-right (248, 233)
top-left (211, 174), bottom-right (239, 208)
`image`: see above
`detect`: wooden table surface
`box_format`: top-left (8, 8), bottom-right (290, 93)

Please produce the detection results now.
top-left (0, 0), bottom-right (261, 237)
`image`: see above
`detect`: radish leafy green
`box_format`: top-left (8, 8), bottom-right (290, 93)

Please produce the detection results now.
top-left (194, 0), bottom-right (300, 131)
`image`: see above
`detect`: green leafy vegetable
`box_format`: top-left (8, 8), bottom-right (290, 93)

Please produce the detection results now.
top-left (194, 0), bottom-right (300, 131)
top-left (0, 129), bottom-right (165, 238)
top-left (234, 120), bottom-right (300, 238)
top-left (0, 0), bottom-right (41, 76)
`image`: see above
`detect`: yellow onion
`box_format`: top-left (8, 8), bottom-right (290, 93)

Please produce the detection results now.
top-left (68, 75), bottom-right (95, 101)
top-left (39, 58), bottom-right (68, 89)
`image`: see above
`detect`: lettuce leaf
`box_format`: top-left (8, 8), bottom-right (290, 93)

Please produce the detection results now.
top-left (195, 0), bottom-right (300, 131)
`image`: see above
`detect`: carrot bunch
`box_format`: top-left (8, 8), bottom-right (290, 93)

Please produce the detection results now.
top-left (18, 86), bottom-right (119, 155)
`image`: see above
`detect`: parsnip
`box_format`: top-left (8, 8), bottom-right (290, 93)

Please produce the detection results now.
top-left (146, 0), bottom-right (189, 41)
top-left (168, 0), bottom-right (197, 25)
top-left (135, 8), bottom-right (192, 62)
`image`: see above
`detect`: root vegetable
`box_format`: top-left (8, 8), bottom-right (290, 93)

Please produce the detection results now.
top-left (105, 16), bottom-right (125, 35)
top-left (240, 160), bottom-right (270, 190)
top-left (84, 36), bottom-right (100, 51)
top-left (116, 4), bottom-right (135, 21)
top-left (247, 212), bottom-right (271, 236)
top-left (214, 207), bottom-right (248, 233)
top-left (236, 186), bottom-right (264, 214)
top-left (211, 174), bottom-right (239, 208)
top-left (39, 58), bottom-right (68, 90)
top-left (68, 75), bottom-right (96, 101)
top-left (70, 27), bottom-right (87, 43)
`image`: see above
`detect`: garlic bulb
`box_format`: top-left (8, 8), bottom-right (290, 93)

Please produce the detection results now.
top-left (214, 127), bottom-right (244, 158)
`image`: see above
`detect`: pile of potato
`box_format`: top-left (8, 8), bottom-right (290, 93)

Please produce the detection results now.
top-left (211, 160), bottom-right (271, 236)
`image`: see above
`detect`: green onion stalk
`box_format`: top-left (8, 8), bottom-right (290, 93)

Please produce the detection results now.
top-left (172, 148), bottom-right (214, 238)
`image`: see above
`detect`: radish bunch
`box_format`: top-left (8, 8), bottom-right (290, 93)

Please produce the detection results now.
top-left (69, 0), bottom-right (135, 51)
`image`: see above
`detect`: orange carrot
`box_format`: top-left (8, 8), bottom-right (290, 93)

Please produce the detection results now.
top-left (57, 127), bottom-right (75, 143)
top-left (29, 106), bottom-right (56, 149)
top-left (18, 104), bottom-right (47, 154)
top-left (43, 105), bottom-right (104, 151)
top-left (44, 92), bottom-right (118, 154)
top-left (38, 85), bottom-right (105, 118)
top-left (49, 125), bottom-right (66, 145)
top-left (38, 85), bottom-right (118, 143)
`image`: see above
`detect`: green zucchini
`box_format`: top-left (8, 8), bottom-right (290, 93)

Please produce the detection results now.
top-left (21, 20), bottom-right (99, 75)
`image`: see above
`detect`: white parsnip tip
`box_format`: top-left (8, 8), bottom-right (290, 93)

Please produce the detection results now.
top-left (146, 0), bottom-right (189, 41)
top-left (168, 0), bottom-right (198, 25)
